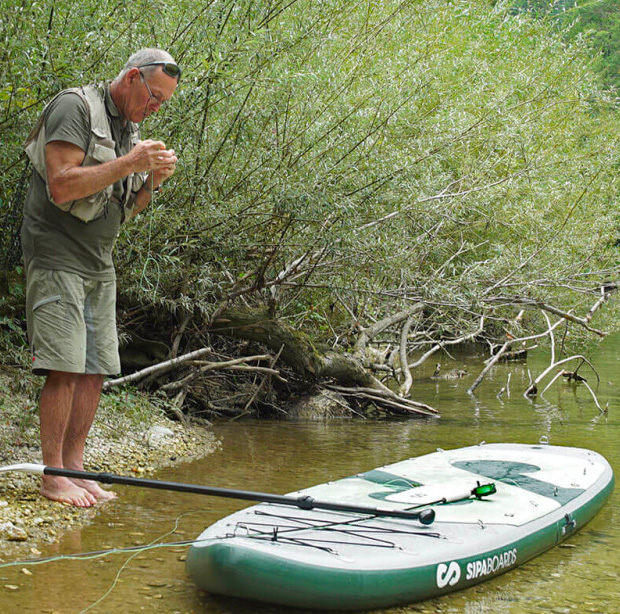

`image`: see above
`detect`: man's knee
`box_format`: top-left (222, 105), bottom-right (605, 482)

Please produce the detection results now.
top-left (44, 370), bottom-right (80, 391)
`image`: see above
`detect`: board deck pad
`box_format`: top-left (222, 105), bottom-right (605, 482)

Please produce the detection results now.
top-left (187, 443), bottom-right (613, 610)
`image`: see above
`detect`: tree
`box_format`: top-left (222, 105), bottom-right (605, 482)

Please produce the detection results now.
top-left (2, 0), bottom-right (619, 417)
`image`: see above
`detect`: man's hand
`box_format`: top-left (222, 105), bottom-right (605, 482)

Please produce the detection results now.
top-left (152, 153), bottom-right (177, 186)
top-left (129, 139), bottom-right (177, 174)
top-left (132, 144), bottom-right (178, 217)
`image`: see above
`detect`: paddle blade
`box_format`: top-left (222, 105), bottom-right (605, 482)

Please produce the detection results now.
top-left (0, 463), bottom-right (45, 475)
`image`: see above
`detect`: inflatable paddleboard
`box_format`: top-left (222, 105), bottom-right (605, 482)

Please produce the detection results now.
top-left (187, 443), bottom-right (613, 610)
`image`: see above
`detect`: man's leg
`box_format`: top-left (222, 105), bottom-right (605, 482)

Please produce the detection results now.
top-left (62, 373), bottom-right (117, 501)
top-left (39, 370), bottom-right (97, 507)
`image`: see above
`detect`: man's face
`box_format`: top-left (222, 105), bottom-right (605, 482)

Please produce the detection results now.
top-left (125, 67), bottom-right (178, 122)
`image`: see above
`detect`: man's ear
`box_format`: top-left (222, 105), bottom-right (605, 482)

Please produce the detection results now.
top-left (125, 67), bottom-right (141, 85)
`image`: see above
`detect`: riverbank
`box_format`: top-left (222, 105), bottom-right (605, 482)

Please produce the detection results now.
top-left (0, 369), bottom-right (218, 560)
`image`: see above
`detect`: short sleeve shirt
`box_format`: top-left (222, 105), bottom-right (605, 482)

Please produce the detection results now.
top-left (21, 84), bottom-right (134, 281)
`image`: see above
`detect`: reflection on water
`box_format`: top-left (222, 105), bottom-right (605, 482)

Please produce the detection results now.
top-left (2, 338), bottom-right (620, 614)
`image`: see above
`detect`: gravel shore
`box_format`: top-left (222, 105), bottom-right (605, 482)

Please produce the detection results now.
top-left (0, 372), bottom-right (217, 561)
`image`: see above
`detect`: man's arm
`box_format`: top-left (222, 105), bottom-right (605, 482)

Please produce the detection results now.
top-left (46, 139), bottom-right (177, 205)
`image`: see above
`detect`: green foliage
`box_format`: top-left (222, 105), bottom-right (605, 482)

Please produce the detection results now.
top-left (509, 0), bottom-right (620, 91)
top-left (99, 387), bottom-right (168, 429)
top-left (1, 0), bottom-right (619, 350)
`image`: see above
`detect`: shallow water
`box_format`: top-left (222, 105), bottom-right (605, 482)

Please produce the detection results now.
top-left (2, 338), bottom-right (620, 614)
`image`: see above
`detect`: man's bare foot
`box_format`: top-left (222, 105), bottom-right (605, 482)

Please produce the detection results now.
top-left (40, 476), bottom-right (97, 508)
top-left (70, 478), bottom-right (117, 501)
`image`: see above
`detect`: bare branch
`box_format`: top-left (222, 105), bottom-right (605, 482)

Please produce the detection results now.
top-left (398, 315), bottom-right (414, 397)
top-left (103, 347), bottom-right (214, 390)
top-left (326, 384), bottom-right (438, 416)
top-left (468, 317), bottom-right (566, 394)
top-left (582, 379), bottom-right (606, 414)
top-left (524, 355), bottom-right (599, 397)
top-left (491, 296), bottom-right (607, 337)
top-left (354, 303), bottom-right (425, 361)
top-left (409, 316), bottom-right (485, 369)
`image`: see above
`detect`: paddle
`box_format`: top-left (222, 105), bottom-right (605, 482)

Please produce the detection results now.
top-left (0, 463), bottom-right (436, 525)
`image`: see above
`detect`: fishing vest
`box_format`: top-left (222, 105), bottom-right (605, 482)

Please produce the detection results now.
top-left (24, 84), bottom-right (144, 223)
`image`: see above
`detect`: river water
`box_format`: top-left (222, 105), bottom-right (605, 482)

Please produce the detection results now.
top-left (2, 338), bottom-right (620, 614)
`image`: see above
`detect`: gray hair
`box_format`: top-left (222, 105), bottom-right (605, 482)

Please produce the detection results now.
top-left (117, 48), bottom-right (176, 80)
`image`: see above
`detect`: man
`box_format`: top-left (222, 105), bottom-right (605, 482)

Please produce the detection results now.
top-left (21, 49), bottom-right (180, 507)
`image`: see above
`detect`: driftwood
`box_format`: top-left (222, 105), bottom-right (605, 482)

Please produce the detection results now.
top-left (326, 384), bottom-right (438, 417)
top-left (210, 306), bottom-right (437, 416)
top-left (106, 305), bottom-right (438, 417)
top-left (103, 347), bottom-right (214, 390)
top-left (469, 286), bottom-right (614, 395)
top-left (353, 303), bottom-right (425, 362)
top-left (467, 318), bottom-right (566, 395)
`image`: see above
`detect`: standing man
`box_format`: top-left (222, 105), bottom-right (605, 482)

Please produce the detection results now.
top-left (21, 49), bottom-right (180, 507)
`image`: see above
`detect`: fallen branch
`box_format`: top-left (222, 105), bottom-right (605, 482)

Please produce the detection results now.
top-left (489, 296), bottom-right (608, 337)
top-left (524, 355), bottom-right (599, 397)
top-left (160, 355), bottom-right (288, 393)
top-left (470, 284), bottom-right (612, 395)
top-left (398, 315), bottom-right (414, 397)
top-left (326, 384), bottom-right (438, 416)
top-left (540, 368), bottom-right (605, 413)
top-left (496, 373), bottom-right (511, 400)
top-left (582, 379), bottom-right (606, 414)
top-left (243, 345), bottom-right (286, 413)
top-left (354, 303), bottom-right (425, 362)
top-left (408, 316), bottom-right (485, 370)
top-left (468, 317), bottom-right (566, 394)
top-left (540, 369), bottom-right (566, 397)
top-left (103, 347), bottom-right (214, 390)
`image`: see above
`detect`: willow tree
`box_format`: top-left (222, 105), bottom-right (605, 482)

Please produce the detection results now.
top-left (2, 0), bottom-right (619, 416)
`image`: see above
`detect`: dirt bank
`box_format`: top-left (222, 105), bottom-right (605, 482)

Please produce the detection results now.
top-left (0, 371), bottom-right (218, 561)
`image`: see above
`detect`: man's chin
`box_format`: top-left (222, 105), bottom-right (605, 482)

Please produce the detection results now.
top-left (128, 110), bottom-right (148, 123)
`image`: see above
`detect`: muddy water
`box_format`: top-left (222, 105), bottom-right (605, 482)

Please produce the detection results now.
top-left (2, 338), bottom-right (620, 614)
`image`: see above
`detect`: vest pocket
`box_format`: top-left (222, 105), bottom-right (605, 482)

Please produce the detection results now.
top-left (92, 142), bottom-right (116, 163)
top-left (66, 133), bottom-right (117, 223)
top-left (67, 191), bottom-right (110, 223)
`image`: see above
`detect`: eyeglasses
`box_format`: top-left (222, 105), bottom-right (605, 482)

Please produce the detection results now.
top-left (139, 71), bottom-right (165, 106)
top-left (138, 61), bottom-right (181, 81)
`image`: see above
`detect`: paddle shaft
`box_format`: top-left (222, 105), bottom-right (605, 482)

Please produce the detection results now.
top-left (43, 466), bottom-right (435, 525)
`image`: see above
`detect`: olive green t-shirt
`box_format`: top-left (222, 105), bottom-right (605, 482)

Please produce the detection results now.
top-left (21, 84), bottom-right (135, 281)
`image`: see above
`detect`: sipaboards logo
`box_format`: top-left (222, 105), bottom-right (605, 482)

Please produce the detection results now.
top-left (436, 548), bottom-right (518, 588)
top-left (436, 561), bottom-right (461, 588)
top-left (467, 548), bottom-right (518, 580)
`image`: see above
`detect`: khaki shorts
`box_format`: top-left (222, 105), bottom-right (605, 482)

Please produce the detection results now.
top-left (25, 266), bottom-right (120, 376)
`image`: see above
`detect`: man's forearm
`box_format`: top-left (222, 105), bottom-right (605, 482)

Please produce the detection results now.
top-left (48, 153), bottom-right (134, 205)
top-left (131, 185), bottom-right (154, 217)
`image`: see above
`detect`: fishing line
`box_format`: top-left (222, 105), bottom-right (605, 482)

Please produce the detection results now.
top-left (0, 510), bottom-right (205, 613)
top-left (137, 99), bottom-right (161, 299)
top-left (138, 169), bottom-right (161, 298)
top-left (77, 510), bottom-right (201, 614)
top-left (0, 538), bottom-right (196, 569)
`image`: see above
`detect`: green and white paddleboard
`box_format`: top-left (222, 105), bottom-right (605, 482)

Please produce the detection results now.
top-left (187, 443), bottom-right (614, 610)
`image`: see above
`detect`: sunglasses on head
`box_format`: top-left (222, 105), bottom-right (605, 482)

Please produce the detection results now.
top-left (137, 61), bottom-right (181, 81)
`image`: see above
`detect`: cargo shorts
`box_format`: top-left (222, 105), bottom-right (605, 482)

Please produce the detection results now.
top-left (25, 265), bottom-right (121, 376)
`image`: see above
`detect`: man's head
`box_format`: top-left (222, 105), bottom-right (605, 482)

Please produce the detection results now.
top-left (111, 48), bottom-right (180, 123)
